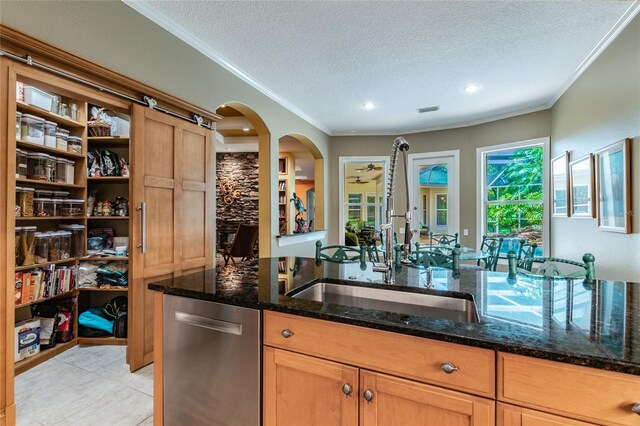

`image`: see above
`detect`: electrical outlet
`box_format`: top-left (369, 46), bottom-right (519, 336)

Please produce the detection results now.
top-left (399, 228), bottom-right (405, 234)
top-left (463, 229), bottom-right (469, 236)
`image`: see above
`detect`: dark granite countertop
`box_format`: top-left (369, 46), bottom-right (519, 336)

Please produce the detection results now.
top-left (149, 257), bottom-right (640, 375)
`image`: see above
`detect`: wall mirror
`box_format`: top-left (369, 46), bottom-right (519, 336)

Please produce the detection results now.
top-left (551, 151), bottom-right (570, 217)
top-left (569, 154), bottom-right (595, 218)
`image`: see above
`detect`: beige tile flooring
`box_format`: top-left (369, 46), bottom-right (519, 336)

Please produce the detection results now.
top-left (16, 345), bottom-right (153, 426)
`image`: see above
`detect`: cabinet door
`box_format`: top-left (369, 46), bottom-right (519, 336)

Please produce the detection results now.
top-left (360, 370), bottom-right (494, 426)
top-left (497, 403), bottom-right (597, 426)
top-left (263, 347), bottom-right (358, 426)
top-left (129, 105), bottom-right (213, 371)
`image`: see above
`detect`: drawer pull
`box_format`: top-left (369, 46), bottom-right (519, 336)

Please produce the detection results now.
top-left (363, 389), bottom-right (374, 404)
top-left (342, 383), bottom-right (352, 397)
top-left (440, 362), bottom-right (459, 374)
top-left (632, 402), bottom-right (640, 415)
top-left (281, 329), bottom-right (293, 338)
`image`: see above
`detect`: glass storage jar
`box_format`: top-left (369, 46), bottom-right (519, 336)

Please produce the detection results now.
top-left (15, 111), bottom-right (22, 141)
top-left (67, 136), bottom-right (82, 154)
top-left (57, 231), bottom-right (71, 260)
top-left (55, 130), bottom-right (69, 151)
top-left (55, 157), bottom-right (67, 183)
top-left (27, 152), bottom-right (55, 181)
top-left (59, 224), bottom-right (85, 258)
top-left (44, 121), bottom-right (57, 148)
top-left (34, 232), bottom-right (49, 264)
top-left (20, 226), bottom-right (37, 266)
top-left (15, 227), bottom-right (23, 266)
top-left (19, 187), bottom-right (34, 217)
top-left (16, 148), bottom-right (28, 178)
top-left (14, 187), bottom-right (22, 216)
top-left (34, 198), bottom-right (52, 217)
top-left (51, 198), bottom-right (62, 216)
top-left (34, 189), bottom-right (53, 199)
top-left (20, 114), bottom-right (45, 144)
top-left (64, 159), bottom-right (75, 184)
top-left (52, 190), bottom-right (69, 200)
top-left (61, 199), bottom-right (84, 216)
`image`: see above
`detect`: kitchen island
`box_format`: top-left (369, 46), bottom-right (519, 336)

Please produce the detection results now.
top-left (149, 258), bottom-right (640, 425)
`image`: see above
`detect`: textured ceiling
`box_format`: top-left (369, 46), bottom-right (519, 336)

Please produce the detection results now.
top-left (127, 1), bottom-right (637, 135)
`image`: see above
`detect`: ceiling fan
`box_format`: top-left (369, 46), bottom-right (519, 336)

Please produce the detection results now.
top-left (348, 176), bottom-right (370, 184)
top-left (355, 163), bottom-right (383, 172)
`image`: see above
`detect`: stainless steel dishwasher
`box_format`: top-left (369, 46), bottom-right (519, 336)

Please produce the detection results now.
top-left (163, 294), bottom-right (260, 426)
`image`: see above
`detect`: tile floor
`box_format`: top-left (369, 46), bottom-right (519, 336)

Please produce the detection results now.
top-left (16, 345), bottom-right (153, 426)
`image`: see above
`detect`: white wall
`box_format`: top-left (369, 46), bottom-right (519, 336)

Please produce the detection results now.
top-left (550, 15), bottom-right (640, 281)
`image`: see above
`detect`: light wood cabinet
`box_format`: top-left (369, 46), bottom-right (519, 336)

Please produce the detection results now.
top-left (263, 311), bottom-right (495, 426)
top-left (129, 105), bottom-right (214, 371)
top-left (497, 403), bottom-right (597, 426)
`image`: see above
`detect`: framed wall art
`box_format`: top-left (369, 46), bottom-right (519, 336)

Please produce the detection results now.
top-left (595, 138), bottom-right (631, 233)
top-left (569, 154), bottom-right (595, 218)
top-left (551, 151), bottom-right (570, 217)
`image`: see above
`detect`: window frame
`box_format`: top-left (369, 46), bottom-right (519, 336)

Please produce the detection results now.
top-left (476, 137), bottom-right (550, 257)
top-left (434, 193), bottom-right (448, 227)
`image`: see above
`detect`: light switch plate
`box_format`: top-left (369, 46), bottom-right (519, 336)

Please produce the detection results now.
top-left (463, 229), bottom-right (469, 236)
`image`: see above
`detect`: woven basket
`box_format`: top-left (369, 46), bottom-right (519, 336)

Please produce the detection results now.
top-left (88, 108), bottom-right (111, 137)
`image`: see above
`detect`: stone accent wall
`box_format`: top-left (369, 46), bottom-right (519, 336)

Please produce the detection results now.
top-left (216, 152), bottom-right (259, 250)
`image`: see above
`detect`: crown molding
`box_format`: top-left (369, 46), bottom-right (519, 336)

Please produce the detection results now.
top-left (123, 0), bottom-right (332, 135)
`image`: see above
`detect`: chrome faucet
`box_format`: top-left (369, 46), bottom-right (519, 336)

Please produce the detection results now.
top-left (373, 136), bottom-right (412, 284)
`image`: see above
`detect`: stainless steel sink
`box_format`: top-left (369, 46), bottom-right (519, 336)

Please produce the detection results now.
top-left (287, 282), bottom-right (479, 323)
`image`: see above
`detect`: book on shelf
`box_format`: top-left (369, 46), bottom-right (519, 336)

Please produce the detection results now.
top-left (278, 181), bottom-right (287, 191)
top-left (15, 264), bottom-right (77, 305)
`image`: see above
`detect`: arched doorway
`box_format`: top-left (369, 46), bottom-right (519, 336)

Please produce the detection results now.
top-left (215, 103), bottom-right (271, 257)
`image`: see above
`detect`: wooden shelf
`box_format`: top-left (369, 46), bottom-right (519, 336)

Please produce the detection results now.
top-left (77, 336), bottom-right (127, 346)
top-left (87, 177), bottom-right (129, 182)
top-left (15, 340), bottom-right (77, 376)
top-left (15, 216), bottom-right (86, 221)
top-left (87, 216), bottom-right (129, 220)
top-left (15, 257), bottom-right (78, 272)
top-left (16, 178), bottom-right (84, 189)
top-left (79, 256), bottom-right (128, 261)
top-left (17, 140), bottom-right (84, 159)
top-left (17, 101), bottom-right (85, 128)
top-left (87, 136), bottom-right (129, 145)
top-left (15, 289), bottom-right (79, 309)
top-left (79, 286), bottom-right (128, 292)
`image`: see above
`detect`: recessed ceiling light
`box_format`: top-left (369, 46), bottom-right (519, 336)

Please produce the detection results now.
top-left (362, 102), bottom-right (376, 110)
top-left (464, 84), bottom-right (481, 94)
top-left (242, 127), bottom-right (250, 132)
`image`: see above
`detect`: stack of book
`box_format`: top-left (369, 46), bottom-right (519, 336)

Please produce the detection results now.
top-left (14, 265), bottom-right (77, 306)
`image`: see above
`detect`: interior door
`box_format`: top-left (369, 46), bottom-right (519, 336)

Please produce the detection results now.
top-left (129, 105), bottom-right (213, 371)
top-left (410, 153), bottom-right (458, 244)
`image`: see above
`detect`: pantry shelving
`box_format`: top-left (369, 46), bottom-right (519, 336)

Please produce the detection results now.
top-left (14, 340), bottom-right (77, 376)
top-left (16, 100), bottom-right (85, 128)
top-left (14, 289), bottom-right (79, 309)
top-left (14, 257), bottom-right (78, 272)
top-left (17, 140), bottom-right (84, 159)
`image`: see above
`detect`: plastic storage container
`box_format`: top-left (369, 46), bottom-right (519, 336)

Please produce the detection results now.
top-left (33, 232), bottom-right (49, 264)
top-left (54, 157), bottom-right (67, 183)
top-left (52, 190), bottom-right (69, 200)
top-left (51, 199), bottom-right (62, 216)
top-left (20, 226), bottom-right (37, 266)
top-left (27, 152), bottom-right (55, 181)
top-left (67, 136), bottom-right (82, 154)
top-left (64, 159), bottom-right (75, 184)
top-left (15, 111), bottom-right (22, 141)
top-left (16, 148), bottom-right (28, 178)
top-left (19, 187), bottom-right (34, 217)
top-left (24, 86), bottom-right (54, 110)
top-left (44, 121), bottom-right (58, 148)
top-left (14, 187), bottom-right (22, 216)
top-left (57, 231), bottom-right (72, 260)
top-left (61, 199), bottom-right (84, 217)
top-left (34, 198), bottom-right (52, 217)
top-left (34, 189), bottom-right (53, 199)
top-left (15, 227), bottom-right (23, 266)
top-left (55, 130), bottom-right (69, 151)
top-left (21, 114), bottom-right (45, 145)
top-left (59, 224), bottom-right (85, 258)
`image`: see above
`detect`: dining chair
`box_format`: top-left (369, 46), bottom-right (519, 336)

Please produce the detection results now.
top-left (516, 238), bottom-right (538, 272)
top-left (477, 235), bottom-right (503, 271)
top-left (315, 241), bottom-right (366, 264)
top-left (428, 231), bottom-right (458, 248)
top-left (527, 254), bottom-right (596, 280)
top-left (221, 223), bottom-right (259, 266)
top-left (409, 242), bottom-right (460, 270)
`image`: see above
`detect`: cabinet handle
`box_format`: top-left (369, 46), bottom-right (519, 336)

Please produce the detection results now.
top-left (281, 329), bottom-right (293, 338)
top-left (632, 402), bottom-right (640, 415)
top-left (136, 202), bottom-right (147, 254)
top-left (440, 362), bottom-right (459, 374)
top-left (363, 389), bottom-right (374, 404)
top-left (341, 384), bottom-right (352, 397)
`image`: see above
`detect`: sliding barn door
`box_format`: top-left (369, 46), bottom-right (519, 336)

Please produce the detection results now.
top-left (129, 105), bottom-right (213, 371)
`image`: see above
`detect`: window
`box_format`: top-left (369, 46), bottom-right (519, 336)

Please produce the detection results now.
top-left (435, 193), bottom-right (448, 226)
top-left (422, 194), bottom-right (428, 224)
top-left (477, 139), bottom-right (548, 256)
top-left (347, 193), bottom-right (362, 224)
